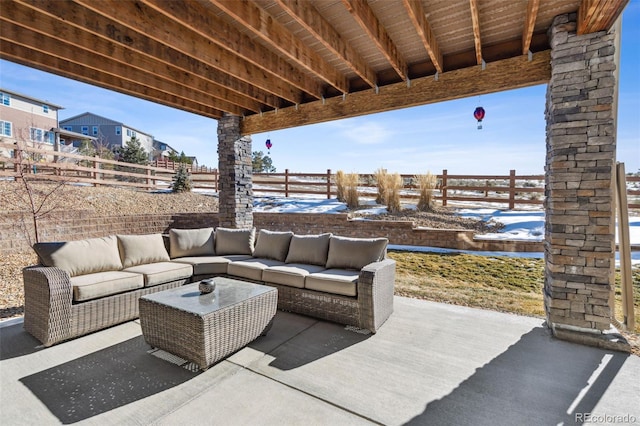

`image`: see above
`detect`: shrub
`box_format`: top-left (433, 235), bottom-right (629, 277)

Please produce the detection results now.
top-left (374, 167), bottom-right (388, 205)
top-left (172, 164), bottom-right (192, 193)
top-left (416, 172), bottom-right (438, 211)
top-left (335, 170), bottom-right (346, 202)
top-left (386, 172), bottom-right (402, 213)
top-left (344, 172), bottom-right (360, 209)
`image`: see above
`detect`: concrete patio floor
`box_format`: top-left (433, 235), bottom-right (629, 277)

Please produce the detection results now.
top-left (1, 296), bottom-right (639, 426)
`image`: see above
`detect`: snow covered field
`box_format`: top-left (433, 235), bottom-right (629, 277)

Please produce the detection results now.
top-left (250, 194), bottom-right (640, 264)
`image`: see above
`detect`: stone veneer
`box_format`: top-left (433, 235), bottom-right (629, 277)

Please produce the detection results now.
top-left (217, 114), bottom-right (253, 228)
top-left (544, 13), bottom-right (618, 340)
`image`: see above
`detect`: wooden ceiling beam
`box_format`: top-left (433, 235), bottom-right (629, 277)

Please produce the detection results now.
top-left (0, 19), bottom-right (228, 117)
top-left (241, 50), bottom-right (551, 134)
top-left (578, 0), bottom-right (628, 35)
top-left (275, 0), bottom-right (377, 87)
top-left (143, 0), bottom-right (322, 101)
top-left (17, 0), bottom-right (283, 109)
top-left (210, 0), bottom-right (348, 95)
top-left (0, 41), bottom-right (223, 119)
top-left (341, 0), bottom-right (408, 81)
top-left (469, 0), bottom-right (483, 65)
top-left (402, 0), bottom-right (444, 73)
top-left (70, 0), bottom-right (304, 105)
top-left (522, 0), bottom-right (541, 54)
top-left (2, 1), bottom-right (258, 115)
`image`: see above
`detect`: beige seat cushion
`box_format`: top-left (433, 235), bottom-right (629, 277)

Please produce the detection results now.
top-left (262, 263), bottom-right (326, 288)
top-left (227, 258), bottom-right (285, 281)
top-left (123, 261), bottom-right (193, 287)
top-left (117, 234), bottom-right (170, 268)
top-left (169, 227), bottom-right (215, 258)
top-left (325, 236), bottom-right (388, 271)
top-left (70, 271), bottom-right (144, 302)
top-left (215, 227), bottom-right (255, 255)
top-left (284, 233), bottom-right (332, 266)
top-left (305, 269), bottom-right (359, 297)
top-left (34, 236), bottom-right (123, 277)
top-left (253, 230), bottom-right (293, 261)
top-left (173, 255), bottom-right (252, 276)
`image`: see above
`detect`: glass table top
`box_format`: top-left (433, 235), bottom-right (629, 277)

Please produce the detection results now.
top-left (141, 277), bottom-right (275, 316)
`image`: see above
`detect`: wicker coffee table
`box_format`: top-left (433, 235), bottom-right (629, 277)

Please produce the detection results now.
top-left (139, 277), bottom-right (277, 370)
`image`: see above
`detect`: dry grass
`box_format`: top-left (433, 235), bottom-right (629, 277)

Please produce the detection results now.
top-left (374, 168), bottom-right (388, 205)
top-left (335, 170), bottom-right (346, 202)
top-left (416, 172), bottom-right (438, 212)
top-left (344, 173), bottom-right (360, 209)
top-left (385, 173), bottom-right (402, 213)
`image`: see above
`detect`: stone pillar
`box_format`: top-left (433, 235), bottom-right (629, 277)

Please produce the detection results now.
top-left (217, 114), bottom-right (253, 228)
top-left (544, 13), bottom-right (624, 349)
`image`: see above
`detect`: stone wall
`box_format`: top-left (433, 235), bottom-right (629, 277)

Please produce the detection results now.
top-left (0, 211), bottom-right (542, 255)
top-left (544, 13), bottom-right (617, 334)
top-left (217, 114), bottom-right (253, 228)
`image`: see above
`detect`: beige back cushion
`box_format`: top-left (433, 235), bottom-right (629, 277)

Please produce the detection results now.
top-left (325, 236), bottom-right (388, 270)
top-left (169, 227), bottom-right (215, 258)
top-left (284, 233), bottom-right (332, 266)
top-left (253, 230), bottom-right (293, 261)
top-left (117, 234), bottom-right (170, 268)
top-left (34, 236), bottom-right (123, 277)
top-left (215, 227), bottom-right (256, 255)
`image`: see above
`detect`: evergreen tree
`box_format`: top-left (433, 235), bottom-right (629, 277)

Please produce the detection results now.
top-left (120, 136), bottom-right (148, 165)
top-left (171, 163), bottom-right (192, 193)
top-left (252, 151), bottom-right (276, 173)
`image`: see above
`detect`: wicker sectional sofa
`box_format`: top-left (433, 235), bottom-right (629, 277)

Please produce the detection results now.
top-left (24, 227), bottom-right (396, 346)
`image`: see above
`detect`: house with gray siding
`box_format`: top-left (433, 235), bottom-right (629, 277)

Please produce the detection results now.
top-left (60, 112), bottom-right (154, 159)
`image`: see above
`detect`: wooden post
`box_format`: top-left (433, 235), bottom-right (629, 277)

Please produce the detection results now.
top-left (285, 168), bottom-right (289, 197)
top-left (441, 169), bottom-right (447, 207)
top-left (326, 169), bottom-right (332, 199)
top-left (92, 154), bottom-right (101, 186)
top-left (146, 168), bottom-right (152, 190)
top-left (616, 162), bottom-right (635, 331)
top-left (508, 169), bottom-right (516, 210)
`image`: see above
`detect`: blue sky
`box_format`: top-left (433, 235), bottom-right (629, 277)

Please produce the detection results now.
top-left (0, 4), bottom-right (638, 175)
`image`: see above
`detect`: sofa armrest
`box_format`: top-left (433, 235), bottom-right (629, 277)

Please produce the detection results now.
top-left (357, 258), bottom-right (396, 333)
top-left (23, 266), bottom-right (73, 346)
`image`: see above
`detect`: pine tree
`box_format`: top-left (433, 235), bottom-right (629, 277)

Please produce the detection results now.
top-left (172, 163), bottom-right (192, 193)
top-left (119, 136), bottom-right (148, 165)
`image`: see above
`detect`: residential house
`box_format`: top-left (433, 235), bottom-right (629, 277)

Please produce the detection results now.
top-left (153, 139), bottom-right (179, 160)
top-left (60, 112), bottom-right (154, 159)
top-left (0, 88), bottom-right (63, 158)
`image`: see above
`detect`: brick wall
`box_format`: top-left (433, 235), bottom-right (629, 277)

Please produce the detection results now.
top-left (1, 211), bottom-right (541, 255)
top-left (544, 13), bottom-right (617, 334)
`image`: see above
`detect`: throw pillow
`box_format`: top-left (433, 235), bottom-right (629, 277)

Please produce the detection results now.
top-left (215, 227), bottom-right (256, 255)
top-left (284, 233), bottom-right (332, 266)
top-left (325, 236), bottom-right (388, 270)
top-left (253, 229), bottom-right (293, 261)
top-left (169, 227), bottom-right (215, 258)
top-left (34, 235), bottom-right (123, 277)
top-left (117, 234), bottom-right (170, 268)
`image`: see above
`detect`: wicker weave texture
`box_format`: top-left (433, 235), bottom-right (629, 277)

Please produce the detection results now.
top-left (139, 285), bottom-right (277, 369)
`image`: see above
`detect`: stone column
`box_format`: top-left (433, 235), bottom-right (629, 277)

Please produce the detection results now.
top-left (544, 13), bottom-right (625, 349)
top-left (217, 114), bottom-right (253, 228)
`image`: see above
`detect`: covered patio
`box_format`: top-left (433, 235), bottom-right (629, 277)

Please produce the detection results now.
top-left (2, 296), bottom-right (639, 425)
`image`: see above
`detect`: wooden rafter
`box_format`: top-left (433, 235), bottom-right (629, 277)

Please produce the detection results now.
top-left (342, 0), bottom-right (408, 81)
top-left (241, 51), bottom-right (551, 134)
top-left (578, 0), bottom-right (628, 35)
top-left (469, 0), bottom-right (482, 65)
top-left (275, 0), bottom-right (377, 87)
top-left (3, 1), bottom-right (262, 115)
top-left (69, 0), bottom-right (305, 105)
top-left (0, 41), bottom-right (223, 119)
top-left (211, 0), bottom-right (348, 95)
top-left (402, 0), bottom-right (443, 73)
top-left (522, 0), bottom-right (541, 54)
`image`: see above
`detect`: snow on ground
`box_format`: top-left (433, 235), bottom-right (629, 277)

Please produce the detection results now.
top-left (251, 195), bottom-right (640, 265)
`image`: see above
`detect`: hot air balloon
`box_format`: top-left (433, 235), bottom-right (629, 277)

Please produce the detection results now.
top-left (265, 138), bottom-right (272, 154)
top-left (474, 107), bottom-right (485, 130)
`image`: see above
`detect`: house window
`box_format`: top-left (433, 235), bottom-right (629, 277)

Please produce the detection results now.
top-left (92, 126), bottom-right (99, 135)
top-left (0, 121), bottom-right (11, 136)
top-left (115, 126), bottom-right (121, 135)
top-left (131, 130), bottom-right (136, 138)
top-left (63, 126), bottom-right (72, 131)
top-left (1, 93), bottom-right (10, 106)
top-left (81, 126), bottom-right (88, 135)
top-left (44, 131), bottom-right (55, 144)
top-left (126, 129), bottom-right (131, 137)
top-left (43, 105), bottom-right (49, 113)
top-left (30, 127), bottom-right (44, 142)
